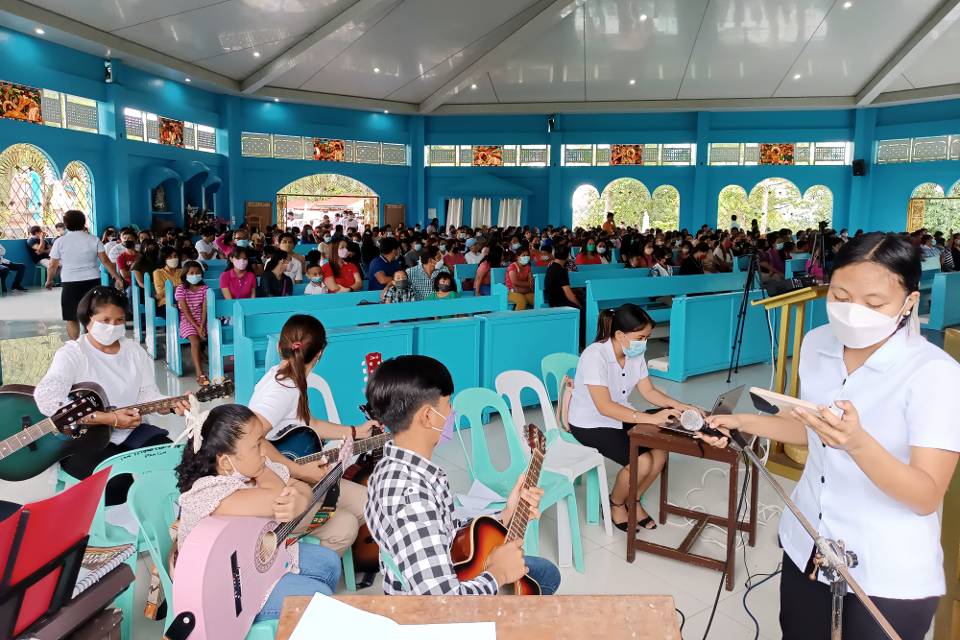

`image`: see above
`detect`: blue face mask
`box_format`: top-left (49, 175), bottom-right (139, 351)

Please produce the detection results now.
top-left (622, 338), bottom-right (647, 358)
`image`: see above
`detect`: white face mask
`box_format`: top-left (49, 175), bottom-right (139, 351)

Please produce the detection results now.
top-left (165, 258), bottom-right (179, 269)
top-left (826, 299), bottom-right (909, 349)
top-left (89, 321), bottom-right (125, 346)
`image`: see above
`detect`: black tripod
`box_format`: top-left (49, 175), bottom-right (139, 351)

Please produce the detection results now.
top-left (727, 249), bottom-right (765, 383)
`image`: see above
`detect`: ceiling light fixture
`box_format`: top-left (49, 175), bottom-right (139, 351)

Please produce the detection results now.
top-left (383, 109), bottom-right (389, 114)
top-left (185, 77), bottom-right (191, 82)
top-left (34, 27), bottom-right (45, 35)
top-left (273, 98), bottom-right (279, 102)
top-left (639, 14), bottom-right (647, 21)
top-left (470, 83), bottom-right (478, 90)
top-left (253, 51), bottom-right (261, 58)
top-left (374, 67), bottom-right (381, 73)
top-left (629, 78), bottom-right (636, 85)
top-left (793, 73), bottom-right (802, 80)
top-left (843, 1), bottom-right (853, 7)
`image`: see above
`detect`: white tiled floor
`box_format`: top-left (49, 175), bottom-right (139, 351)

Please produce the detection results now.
top-left (3, 288), bottom-right (931, 640)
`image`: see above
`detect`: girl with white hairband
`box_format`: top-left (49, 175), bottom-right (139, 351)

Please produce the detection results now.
top-left (174, 403), bottom-right (341, 623)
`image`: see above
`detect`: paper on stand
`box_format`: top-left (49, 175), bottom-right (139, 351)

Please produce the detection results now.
top-left (289, 594), bottom-right (496, 639)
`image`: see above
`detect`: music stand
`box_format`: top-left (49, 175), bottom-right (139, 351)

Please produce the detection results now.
top-left (0, 467), bottom-right (110, 638)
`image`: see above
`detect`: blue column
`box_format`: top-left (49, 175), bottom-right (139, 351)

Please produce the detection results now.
top-left (688, 112), bottom-right (711, 231)
top-left (408, 115), bottom-right (425, 226)
top-left (222, 96), bottom-right (244, 226)
top-left (548, 127), bottom-right (563, 228)
top-left (102, 68), bottom-right (130, 231)
top-left (848, 108), bottom-right (876, 232)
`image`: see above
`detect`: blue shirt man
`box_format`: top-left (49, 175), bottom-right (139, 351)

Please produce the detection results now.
top-left (368, 237), bottom-right (402, 291)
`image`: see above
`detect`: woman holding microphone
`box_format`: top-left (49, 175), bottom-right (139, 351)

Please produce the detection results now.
top-left (699, 233), bottom-right (960, 640)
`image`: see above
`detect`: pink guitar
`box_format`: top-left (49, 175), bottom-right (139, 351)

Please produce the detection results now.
top-left (173, 438), bottom-right (353, 640)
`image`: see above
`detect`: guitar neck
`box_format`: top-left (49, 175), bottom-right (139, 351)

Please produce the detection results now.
top-left (273, 462), bottom-right (344, 540)
top-left (0, 418), bottom-right (57, 459)
top-left (295, 431), bottom-right (391, 466)
top-left (504, 450), bottom-right (544, 543)
top-left (120, 394), bottom-right (188, 417)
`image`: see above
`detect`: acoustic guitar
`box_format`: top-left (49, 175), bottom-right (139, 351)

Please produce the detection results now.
top-left (450, 424), bottom-right (546, 595)
top-left (0, 380), bottom-right (234, 481)
top-left (173, 438), bottom-right (353, 640)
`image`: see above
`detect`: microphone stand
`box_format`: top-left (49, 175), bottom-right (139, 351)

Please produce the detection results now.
top-left (727, 433), bottom-right (903, 640)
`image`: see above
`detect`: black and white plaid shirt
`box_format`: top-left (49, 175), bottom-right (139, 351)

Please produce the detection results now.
top-left (364, 442), bottom-right (499, 595)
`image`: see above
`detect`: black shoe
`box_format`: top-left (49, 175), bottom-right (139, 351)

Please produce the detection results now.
top-left (12, 287), bottom-right (27, 292)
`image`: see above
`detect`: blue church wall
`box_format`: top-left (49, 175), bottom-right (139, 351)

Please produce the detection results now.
top-left (3, 24), bottom-right (960, 250)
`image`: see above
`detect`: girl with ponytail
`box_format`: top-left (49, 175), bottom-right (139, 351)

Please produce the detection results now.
top-left (247, 313), bottom-right (376, 555)
top-left (568, 303), bottom-right (702, 531)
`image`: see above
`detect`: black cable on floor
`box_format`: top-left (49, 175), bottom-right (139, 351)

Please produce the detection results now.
top-left (742, 564), bottom-right (782, 640)
top-left (676, 607), bottom-right (686, 634)
top-left (700, 453), bottom-right (752, 640)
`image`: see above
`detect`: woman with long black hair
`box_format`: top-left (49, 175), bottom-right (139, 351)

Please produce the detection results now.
top-left (699, 233), bottom-right (960, 640)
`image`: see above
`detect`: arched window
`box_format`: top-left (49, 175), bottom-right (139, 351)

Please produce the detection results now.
top-left (909, 182), bottom-right (960, 234)
top-left (912, 182), bottom-right (944, 199)
top-left (571, 184), bottom-right (601, 228)
top-left (717, 185), bottom-right (749, 229)
top-left (277, 173), bottom-right (379, 229)
top-left (62, 161), bottom-right (95, 229)
top-left (650, 185), bottom-right (680, 231)
top-left (600, 178), bottom-right (651, 229)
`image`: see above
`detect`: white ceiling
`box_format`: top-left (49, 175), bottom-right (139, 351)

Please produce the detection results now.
top-left (5, 0), bottom-right (960, 114)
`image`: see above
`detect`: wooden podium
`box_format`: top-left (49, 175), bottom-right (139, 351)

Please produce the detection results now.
top-left (751, 285), bottom-right (828, 480)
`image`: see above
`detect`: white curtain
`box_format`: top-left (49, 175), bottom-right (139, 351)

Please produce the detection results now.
top-left (471, 197), bottom-right (492, 227)
top-left (497, 198), bottom-right (522, 227)
top-left (446, 198), bottom-right (463, 228)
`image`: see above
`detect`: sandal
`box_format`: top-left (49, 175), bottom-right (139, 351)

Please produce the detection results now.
top-left (610, 495), bottom-right (629, 532)
top-left (610, 494), bottom-right (658, 532)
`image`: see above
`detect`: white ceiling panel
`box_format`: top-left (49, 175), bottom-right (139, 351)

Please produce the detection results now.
top-left (883, 73), bottom-right (915, 93)
top-left (776, 0), bottom-right (941, 97)
top-left (584, 0), bottom-right (709, 101)
top-left (678, 0), bottom-right (835, 99)
top-left (488, 7), bottom-right (586, 103)
top-left (196, 34), bottom-right (301, 79)
top-left (900, 14), bottom-right (960, 89)
top-left (271, 1), bottom-right (400, 90)
top-left (299, 0), bottom-right (540, 99)
top-left (24, 0), bottom-right (223, 33)
top-left (112, 0), bottom-right (352, 63)
top-left (446, 73), bottom-right (499, 104)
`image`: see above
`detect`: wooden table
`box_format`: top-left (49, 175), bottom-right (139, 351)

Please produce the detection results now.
top-left (276, 595), bottom-right (682, 640)
top-left (626, 424), bottom-right (759, 591)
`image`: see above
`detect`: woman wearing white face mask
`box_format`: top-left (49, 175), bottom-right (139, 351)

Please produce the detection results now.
top-left (152, 246), bottom-right (182, 314)
top-left (34, 286), bottom-right (188, 505)
top-left (567, 304), bottom-right (697, 531)
top-left (699, 233), bottom-right (960, 640)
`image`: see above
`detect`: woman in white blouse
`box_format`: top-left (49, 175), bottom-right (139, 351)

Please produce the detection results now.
top-left (700, 233), bottom-right (960, 640)
top-left (34, 286), bottom-right (187, 504)
top-left (567, 304), bottom-right (698, 531)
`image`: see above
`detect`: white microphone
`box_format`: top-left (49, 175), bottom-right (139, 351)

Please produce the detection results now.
top-left (679, 409), bottom-right (704, 431)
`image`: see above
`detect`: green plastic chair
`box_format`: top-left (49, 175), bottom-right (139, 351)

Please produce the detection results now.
top-left (57, 443), bottom-right (185, 640)
top-left (452, 387), bottom-right (584, 572)
top-left (540, 352), bottom-right (580, 401)
top-left (127, 471), bottom-right (279, 639)
top-left (298, 535), bottom-right (356, 591)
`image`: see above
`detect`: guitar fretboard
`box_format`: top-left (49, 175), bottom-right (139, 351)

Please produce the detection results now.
top-left (273, 461), bottom-right (345, 541)
top-left (123, 395), bottom-right (189, 416)
top-left (0, 418), bottom-right (57, 459)
top-left (505, 449), bottom-right (544, 543)
top-left (295, 432), bottom-right (391, 466)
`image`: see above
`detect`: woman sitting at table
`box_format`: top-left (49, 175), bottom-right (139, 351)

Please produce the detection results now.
top-left (567, 304), bottom-right (698, 531)
top-left (259, 249), bottom-right (293, 298)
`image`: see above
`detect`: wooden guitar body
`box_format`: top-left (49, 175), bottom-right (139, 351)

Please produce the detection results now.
top-left (0, 384), bottom-right (109, 481)
top-left (343, 458), bottom-right (380, 574)
top-left (451, 515), bottom-right (541, 595)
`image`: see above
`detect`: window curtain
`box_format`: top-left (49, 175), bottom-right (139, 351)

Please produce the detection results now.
top-left (446, 198), bottom-right (463, 228)
top-left (497, 198), bottom-right (522, 227)
top-left (470, 197), bottom-right (492, 227)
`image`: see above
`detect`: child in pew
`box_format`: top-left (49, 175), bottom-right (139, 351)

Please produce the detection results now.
top-left (176, 261), bottom-right (210, 386)
top-left (425, 271), bottom-right (460, 300)
top-left (174, 403), bottom-right (342, 624)
top-left (303, 262), bottom-right (328, 295)
top-left (651, 247), bottom-right (673, 277)
top-left (220, 247), bottom-right (257, 300)
top-left (259, 250), bottom-right (294, 298)
top-left (381, 268), bottom-right (416, 304)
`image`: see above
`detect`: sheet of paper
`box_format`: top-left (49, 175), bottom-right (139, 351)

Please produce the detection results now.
top-left (289, 594), bottom-right (496, 640)
top-left (454, 479), bottom-right (506, 521)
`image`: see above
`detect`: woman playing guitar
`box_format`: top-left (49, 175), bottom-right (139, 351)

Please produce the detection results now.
top-left (33, 286), bottom-right (189, 504)
top-left (248, 314), bottom-right (377, 556)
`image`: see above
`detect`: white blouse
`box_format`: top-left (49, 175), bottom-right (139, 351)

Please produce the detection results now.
top-left (34, 336), bottom-right (166, 444)
top-left (248, 366), bottom-right (320, 440)
top-left (568, 340), bottom-right (648, 430)
top-left (781, 325), bottom-right (960, 599)
top-left (49, 231), bottom-right (104, 282)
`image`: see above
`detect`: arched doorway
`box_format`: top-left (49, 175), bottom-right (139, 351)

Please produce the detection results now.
top-left (907, 182), bottom-right (960, 233)
top-left (600, 178), bottom-right (651, 229)
top-left (276, 174), bottom-right (379, 230)
top-left (571, 184), bottom-right (601, 228)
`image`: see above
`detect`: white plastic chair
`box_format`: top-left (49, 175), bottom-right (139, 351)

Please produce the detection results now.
top-left (495, 370), bottom-right (613, 537)
top-left (308, 373), bottom-right (341, 422)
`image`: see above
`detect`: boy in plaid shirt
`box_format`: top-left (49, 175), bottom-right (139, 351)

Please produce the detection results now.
top-left (363, 355), bottom-right (561, 595)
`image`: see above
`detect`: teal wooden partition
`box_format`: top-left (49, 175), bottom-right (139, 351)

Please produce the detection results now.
top-left (480, 308), bottom-right (579, 389)
top-left (922, 271), bottom-right (960, 331)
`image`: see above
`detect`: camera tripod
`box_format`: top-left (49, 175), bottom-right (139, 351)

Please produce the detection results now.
top-left (727, 249), bottom-right (764, 383)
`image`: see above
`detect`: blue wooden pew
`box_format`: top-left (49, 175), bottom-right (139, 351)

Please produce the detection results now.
top-left (646, 290), bottom-right (772, 381)
top-left (233, 287), bottom-right (511, 403)
top-left (584, 272), bottom-right (750, 335)
top-left (921, 271), bottom-right (960, 331)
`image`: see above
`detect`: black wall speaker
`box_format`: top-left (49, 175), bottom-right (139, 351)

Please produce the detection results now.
top-left (852, 159), bottom-right (866, 176)
top-left (547, 114), bottom-right (557, 134)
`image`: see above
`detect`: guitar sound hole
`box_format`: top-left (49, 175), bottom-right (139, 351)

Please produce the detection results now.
top-left (256, 533), bottom-right (278, 570)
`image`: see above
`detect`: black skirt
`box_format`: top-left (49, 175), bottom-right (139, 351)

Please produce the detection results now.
top-left (61, 278), bottom-right (101, 322)
top-left (569, 422), bottom-right (648, 467)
